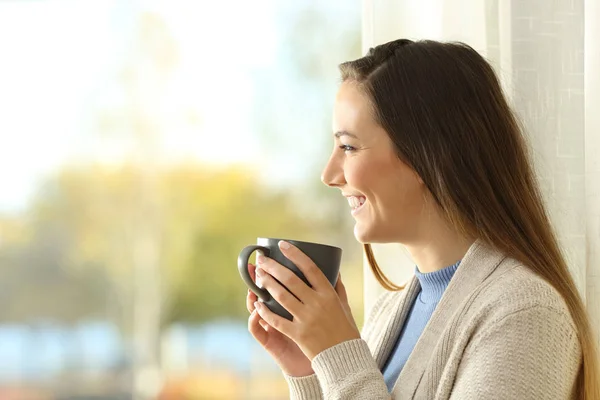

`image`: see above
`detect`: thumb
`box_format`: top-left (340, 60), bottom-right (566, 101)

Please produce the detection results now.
top-left (335, 273), bottom-right (357, 327)
top-left (335, 272), bottom-right (350, 305)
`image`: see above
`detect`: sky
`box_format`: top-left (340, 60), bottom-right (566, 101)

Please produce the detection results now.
top-left (0, 0), bottom-right (122, 212)
top-left (0, 0), bottom-right (354, 213)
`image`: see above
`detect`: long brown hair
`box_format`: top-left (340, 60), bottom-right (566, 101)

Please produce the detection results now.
top-left (339, 39), bottom-right (599, 399)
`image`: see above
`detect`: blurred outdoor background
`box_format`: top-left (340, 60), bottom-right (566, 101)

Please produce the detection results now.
top-left (0, 0), bottom-right (363, 399)
top-left (3, 0), bottom-right (600, 399)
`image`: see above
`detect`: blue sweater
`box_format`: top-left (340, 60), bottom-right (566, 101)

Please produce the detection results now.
top-left (381, 260), bottom-right (461, 392)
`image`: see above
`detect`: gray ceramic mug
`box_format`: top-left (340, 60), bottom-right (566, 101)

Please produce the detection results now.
top-left (238, 237), bottom-right (342, 321)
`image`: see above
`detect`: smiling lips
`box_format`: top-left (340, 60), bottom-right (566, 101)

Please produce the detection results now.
top-left (347, 195), bottom-right (366, 214)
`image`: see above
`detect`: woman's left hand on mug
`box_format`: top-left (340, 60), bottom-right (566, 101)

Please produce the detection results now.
top-left (253, 240), bottom-right (361, 360)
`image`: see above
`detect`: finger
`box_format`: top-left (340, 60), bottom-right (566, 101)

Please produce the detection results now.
top-left (335, 272), bottom-right (348, 303)
top-left (254, 300), bottom-right (294, 338)
top-left (255, 265), bottom-right (303, 317)
top-left (334, 272), bottom-right (354, 319)
top-left (259, 319), bottom-right (269, 331)
top-left (248, 263), bottom-right (256, 282)
top-left (250, 262), bottom-right (266, 288)
top-left (246, 289), bottom-right (258, 313)
top-left (248, 309), bottom-right (268, 343)
top-left (257, 255), bottom-right (312, 301)
top-left (278, 241), bottom-right (329, 291)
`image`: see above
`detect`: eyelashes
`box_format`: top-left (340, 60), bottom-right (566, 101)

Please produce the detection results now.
top-left (338, 144), bottom-right (357, 152)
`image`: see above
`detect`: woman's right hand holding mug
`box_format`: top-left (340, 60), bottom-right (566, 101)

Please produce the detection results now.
top-left (246, 263), bottom-right (314, 377)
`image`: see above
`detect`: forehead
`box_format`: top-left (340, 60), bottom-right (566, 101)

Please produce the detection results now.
top-left (332, 82), bottom-right (375, 132)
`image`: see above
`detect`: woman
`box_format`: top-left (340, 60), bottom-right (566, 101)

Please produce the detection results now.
top-left (245, 39), bottom-right (600, 399)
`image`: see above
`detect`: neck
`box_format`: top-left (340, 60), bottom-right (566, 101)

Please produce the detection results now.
top-left (405, 230), bottom-right (474, 274)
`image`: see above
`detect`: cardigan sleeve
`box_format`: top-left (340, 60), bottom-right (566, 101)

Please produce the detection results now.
top-left (450, 305), bottom-right (582, 400)
top-left (284, 373), bottom-right (323, 400)
top-left (310, 338), bottom-right (392, 399)
top-left (283, 290), bottom-right (394, 399)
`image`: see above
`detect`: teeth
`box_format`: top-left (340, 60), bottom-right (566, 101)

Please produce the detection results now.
top-left (347, 196), bottom-right (366, 209)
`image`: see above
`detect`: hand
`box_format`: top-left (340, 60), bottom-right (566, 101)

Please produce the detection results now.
top-left (246, 263), bottom-right (314, 377)
top-left (253, 241), bottom-right (361, 361)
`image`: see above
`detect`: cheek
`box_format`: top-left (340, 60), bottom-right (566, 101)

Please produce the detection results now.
top-left (344, 156), bottom-right (424, 213)
top-left (375, 167), bottom-right (424, 216)
top-left (343, 158), bottom-right (370, 188)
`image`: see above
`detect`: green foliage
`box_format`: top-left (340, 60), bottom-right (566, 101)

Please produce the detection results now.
top-left (0, 163), bottom-right (329, 324)
top-left (0, 1), bottom-right (366, 328)
top-left (159, 164), bottom-right (320, 323)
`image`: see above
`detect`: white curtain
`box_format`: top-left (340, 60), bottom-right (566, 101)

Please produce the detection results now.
top-left (361, 0), bottom-right (599, 345)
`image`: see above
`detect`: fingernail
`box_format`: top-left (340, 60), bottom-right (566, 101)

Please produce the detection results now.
top-left (257, 254), bottom-right (265, 264)
top-left (278, 240), bottom-right (290, 250)
top-left (255, 267), bottom-right (264, 277)
top-left (254, 301), bottom-right (260, 309)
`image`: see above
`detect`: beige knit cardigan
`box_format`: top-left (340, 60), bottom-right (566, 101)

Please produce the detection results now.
top-left (284, 240), bottom-right (582, 399)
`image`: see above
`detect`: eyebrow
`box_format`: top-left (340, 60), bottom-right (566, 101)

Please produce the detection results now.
top-left (334, 130), bottom-right (358, 139)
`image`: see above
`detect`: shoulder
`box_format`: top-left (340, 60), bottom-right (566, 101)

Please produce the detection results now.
top-left (466, 258), bottom-right (577, 331)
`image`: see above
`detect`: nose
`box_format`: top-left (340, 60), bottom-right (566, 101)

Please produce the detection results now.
top-left (321, 152), bottom-right (345, 188)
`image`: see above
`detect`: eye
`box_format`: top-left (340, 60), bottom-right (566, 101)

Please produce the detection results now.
top-left (338, 144), bottom-right (357, 152)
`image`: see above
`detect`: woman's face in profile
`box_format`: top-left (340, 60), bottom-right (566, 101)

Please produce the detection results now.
top-left (321, 81), bottom-right (427, 244)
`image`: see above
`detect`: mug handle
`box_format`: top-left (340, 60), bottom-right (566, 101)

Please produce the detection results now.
top-left (237, 245), bottom-right (271, 302)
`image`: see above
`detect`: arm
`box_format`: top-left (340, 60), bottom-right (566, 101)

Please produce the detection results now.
top-left (450, 305), bottom-right (581, 400)
top-left (284, 374), bottom-right (323, 400)
top-left (283, 290), bottom-right (394, 399)
top-left (311, 338), bottom-right (392, 400)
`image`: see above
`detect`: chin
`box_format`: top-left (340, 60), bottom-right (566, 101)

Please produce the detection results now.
top-left (353, 221), bottom-right (398, 244)
top-left (353, 223), bottom-right (377, 244)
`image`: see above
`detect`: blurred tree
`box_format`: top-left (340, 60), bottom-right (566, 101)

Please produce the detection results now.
top-left (250, 1), bottom-right (363, 259)
top-left (159, 164), bottom-right (322, 322)
top-left (0, 214), bottom-right (111, 322)
top-left (0, 164), bottom-right (321, 325)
